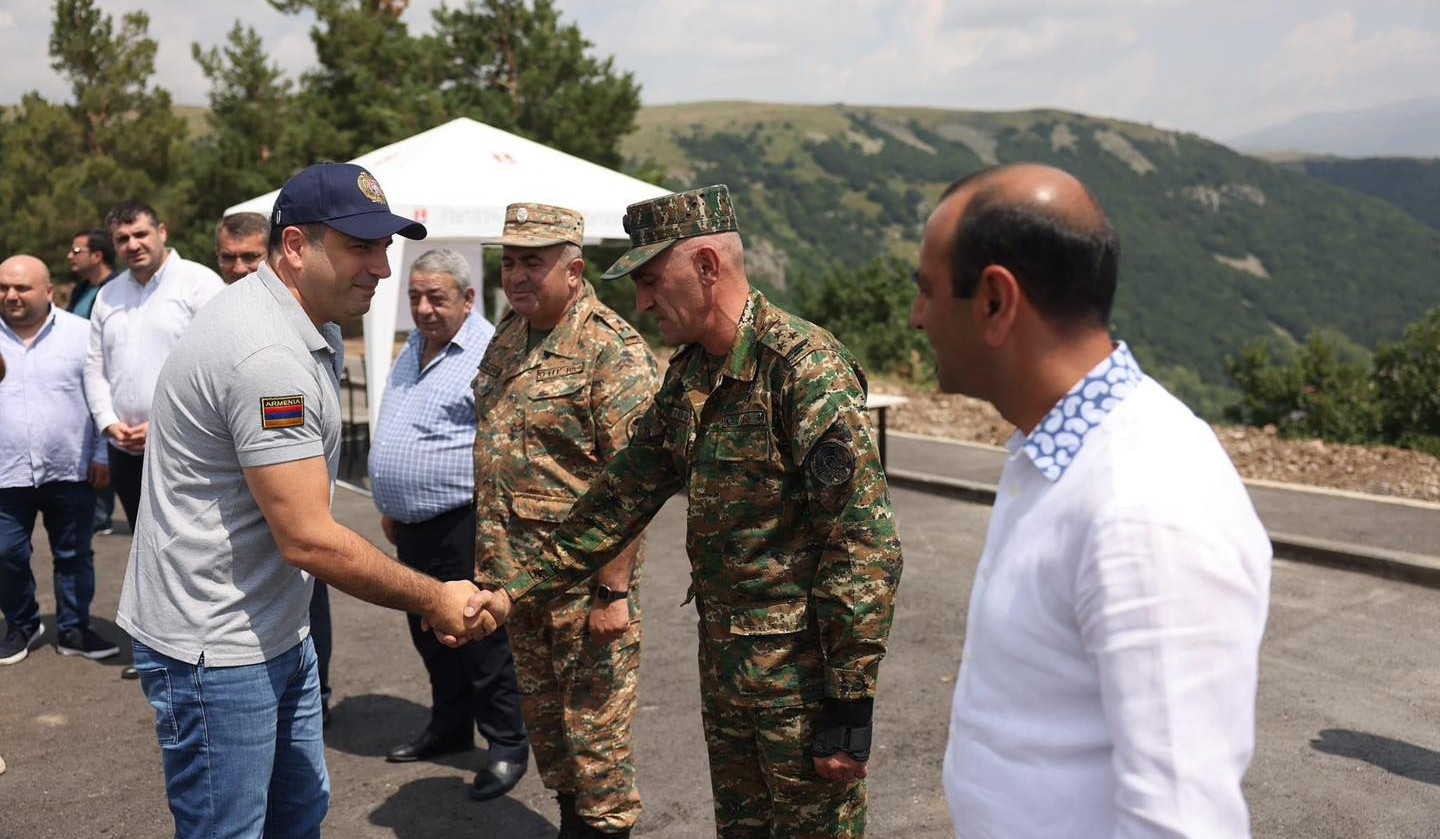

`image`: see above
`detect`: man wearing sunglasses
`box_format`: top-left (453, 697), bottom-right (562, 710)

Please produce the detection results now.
top-left (65, 230), bottom-right (116, 320)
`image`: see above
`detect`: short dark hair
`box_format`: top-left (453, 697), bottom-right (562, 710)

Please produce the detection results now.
top-left (268, 221), bottom-right (328, 255)
top-left (944, 167), bottom-right (1119, 327)
top-left (217, 212), bottom-right (270, 246)
top-left (78, 228), bottom-right (115, 267)
top-left (104, 200), bottom-right (161, 230)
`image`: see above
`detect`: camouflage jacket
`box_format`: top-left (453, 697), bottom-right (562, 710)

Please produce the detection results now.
top-left (504, 289), bottom-right (903, 707)
top-left (473, 282), bottom-right (659, 590)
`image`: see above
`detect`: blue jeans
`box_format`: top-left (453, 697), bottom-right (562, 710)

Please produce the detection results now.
top-left (132, 637), bottom-right (330, 839)
top-left (0, 481), bottom-right (96, 634)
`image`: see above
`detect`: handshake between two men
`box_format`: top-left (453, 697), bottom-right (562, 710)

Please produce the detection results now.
top-left (426, 584), bottom-right (513, 647)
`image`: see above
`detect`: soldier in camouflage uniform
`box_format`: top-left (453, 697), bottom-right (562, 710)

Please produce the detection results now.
top-left (478, 185), bottom-right (904, 838)
top-left (472, 203), bottom-right (659, 839)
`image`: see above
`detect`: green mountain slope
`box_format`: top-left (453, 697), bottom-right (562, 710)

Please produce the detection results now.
top-left (621, 102), bottom-right (1440, 385)
top-left (1283, 156), bottom-right (1440, 231)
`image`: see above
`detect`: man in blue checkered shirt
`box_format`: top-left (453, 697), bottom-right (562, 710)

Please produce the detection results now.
top-left (368, 248), bottom-right (530, 800)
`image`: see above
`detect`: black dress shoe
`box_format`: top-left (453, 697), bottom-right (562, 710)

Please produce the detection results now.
top-left (469, 758), bottom-right (527, 801)
top-left (385, 729), bottom-right (474, 763)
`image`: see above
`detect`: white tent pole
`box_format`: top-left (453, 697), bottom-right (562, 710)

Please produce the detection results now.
top-left (364, 239), bottom-right (406, 430)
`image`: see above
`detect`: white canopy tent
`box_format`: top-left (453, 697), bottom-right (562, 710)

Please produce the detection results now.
top-left (225, 116), bottom-right (667, 427)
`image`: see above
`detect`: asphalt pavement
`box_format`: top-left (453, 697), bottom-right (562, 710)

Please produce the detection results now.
top-left (3, 480), bottom-right (1440, 838)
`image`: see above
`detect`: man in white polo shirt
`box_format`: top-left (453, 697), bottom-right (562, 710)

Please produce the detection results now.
top-left (84, 201), bottom-right (224, 532)
top-left (909, 164), bottom-right (1272, 839)
top-left (117, 163), bottom-right (490, 839)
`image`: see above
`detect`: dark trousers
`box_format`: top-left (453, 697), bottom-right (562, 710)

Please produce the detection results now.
top-left (395, 504), bottom-right (528, 763)
top-left (0, 482), bottom-right (97, 635)
top-left (310, 580), bottom-right (332, 705)
top-left (107, 444), bottom-right (144, 530)
top-left (93, 487), bottom-right (115, 531)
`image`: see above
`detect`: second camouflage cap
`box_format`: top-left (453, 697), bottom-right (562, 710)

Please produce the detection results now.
top-left (600, 185), bottom-right (738, 280)
top-left (493, 203), bottom-right (584, 247)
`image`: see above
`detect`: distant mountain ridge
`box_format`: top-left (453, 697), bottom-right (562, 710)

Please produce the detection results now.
top-left (620, 101), bottom-right (1440, 388)
top-left (1230, 97), bottom-right (1440, 158)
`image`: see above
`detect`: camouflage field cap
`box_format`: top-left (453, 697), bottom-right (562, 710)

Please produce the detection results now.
top-left (600, 185), bottom-right (738, 280)
top-left (493, 203), bottom-right (585, 248)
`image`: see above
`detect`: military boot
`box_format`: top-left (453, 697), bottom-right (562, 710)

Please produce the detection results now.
top-left (555, 793), bottom-right (580, 839)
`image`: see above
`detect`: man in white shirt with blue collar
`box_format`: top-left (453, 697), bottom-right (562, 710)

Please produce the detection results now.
top-left (910, 163), bottom-right (1272, 839)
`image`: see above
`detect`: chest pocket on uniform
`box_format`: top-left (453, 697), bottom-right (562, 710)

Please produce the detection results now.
top-left (529, 365), bottom-right (587, 400)
top-left (712, 409), bottom-right (769, 461)
top-left (524, 370), bottom-right (590, 460)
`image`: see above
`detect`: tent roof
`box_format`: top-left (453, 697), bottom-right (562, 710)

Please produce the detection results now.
top-left (224, 117), bottom-right (668, 243)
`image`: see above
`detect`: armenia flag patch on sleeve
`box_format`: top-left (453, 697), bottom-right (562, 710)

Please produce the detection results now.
top-left (261, 395), bottom-right (305, 429)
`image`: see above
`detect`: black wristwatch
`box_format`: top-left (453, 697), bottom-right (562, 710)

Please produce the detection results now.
top-left (593, 583), bottom-right (629, 604)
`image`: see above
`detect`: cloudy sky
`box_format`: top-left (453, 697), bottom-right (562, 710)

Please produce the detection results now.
top-left (1, 0), bottom-right (1436, 141)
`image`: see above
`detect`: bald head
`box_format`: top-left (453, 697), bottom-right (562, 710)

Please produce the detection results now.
top-left (0, 255), bottom-right (50, 284)
top-left (0, 254), bottom-right (54, 333)
top-left (938, 163), bottom-right (1119, 327)
top-left (954, 164), bottom-right (1107, 226)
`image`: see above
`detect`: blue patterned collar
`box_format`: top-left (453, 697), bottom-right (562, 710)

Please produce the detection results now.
top-left (1015, 342), bottom-right (1144, 482)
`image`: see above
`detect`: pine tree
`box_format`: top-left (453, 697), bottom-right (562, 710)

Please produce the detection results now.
top-left (270, 0), bottom-right (443, 162)
top-left (427, 0), bottom-right (641, 168)
top-left (172, 23), bottom-right (302, 262)
top-left (0, 0), bottom-right (188, 274)
top-left (267, 0), bottom-right (641, 167)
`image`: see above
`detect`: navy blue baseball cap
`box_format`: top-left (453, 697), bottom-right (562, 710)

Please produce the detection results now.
top-left (270, 162), bottom-right (427, 241)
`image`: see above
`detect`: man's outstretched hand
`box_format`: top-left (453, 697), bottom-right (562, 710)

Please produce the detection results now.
top-left (426, 583), bottom-right (513, 647)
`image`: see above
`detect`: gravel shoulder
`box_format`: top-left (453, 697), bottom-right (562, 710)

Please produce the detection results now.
top-left (875, 384), bottom-right (1440, 503)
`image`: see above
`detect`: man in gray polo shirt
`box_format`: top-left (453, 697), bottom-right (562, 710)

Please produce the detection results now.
top-left (118, 163), bottom-right (488, 839)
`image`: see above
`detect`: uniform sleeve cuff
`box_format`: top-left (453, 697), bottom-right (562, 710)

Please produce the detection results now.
top-left (502, 570), bottom-right (541, 601)
top-left (821, 697), bottom-right (874, 728)
top-left (825, 667), bottom-right (875, 700)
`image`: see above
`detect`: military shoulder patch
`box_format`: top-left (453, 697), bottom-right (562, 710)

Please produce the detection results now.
top-left (808, 439), bottom-right (856, 486)
top-left (261, 395), bottom-right (305, 429)
top-left (594, 307), bottom-right (646, 345)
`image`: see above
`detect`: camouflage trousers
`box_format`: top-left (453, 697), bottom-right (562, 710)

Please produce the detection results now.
top-left (509, 588), bottom-right (642, 833)
top-left (700, 682), bottom-right (866, 838)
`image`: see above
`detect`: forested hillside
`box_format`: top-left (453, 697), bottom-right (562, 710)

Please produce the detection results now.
top-left (1285, 156), bottom-right (1440, 231)
top-left (621, 102), bottom-right (1440, 387)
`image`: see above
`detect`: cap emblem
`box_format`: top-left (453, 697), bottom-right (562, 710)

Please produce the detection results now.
top-left (516, 207), bottom-right (529, 224)
top-left (357, 172), bottom-right (386, 204)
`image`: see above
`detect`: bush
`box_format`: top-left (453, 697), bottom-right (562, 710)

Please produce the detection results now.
top-left (1225, 329), bottom-right (1381, 443)
top-left (790, 256), bottom-right (932, 381)
top-left (1373, 306), bottom-right (1440, 456)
